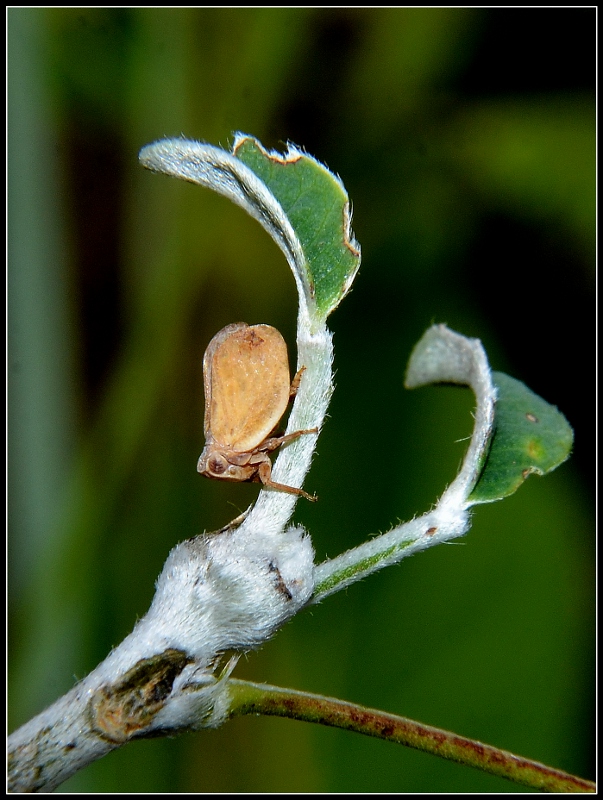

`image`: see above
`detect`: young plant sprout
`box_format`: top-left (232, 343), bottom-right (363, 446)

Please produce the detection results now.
top-left (8, 135), bottom-right (584, 795)
top-left (197, 322), bottom-right (318, 501)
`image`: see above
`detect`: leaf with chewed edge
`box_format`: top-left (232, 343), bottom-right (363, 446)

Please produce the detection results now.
top-left (233, 135), bottom-right (360, 321)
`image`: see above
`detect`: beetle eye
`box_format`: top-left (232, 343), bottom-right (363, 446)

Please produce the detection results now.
top-left (209, 456), bottom-right (226, 475)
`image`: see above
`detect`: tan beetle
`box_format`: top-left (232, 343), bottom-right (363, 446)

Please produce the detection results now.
top-left (197, 322), bottom-right (318, 501)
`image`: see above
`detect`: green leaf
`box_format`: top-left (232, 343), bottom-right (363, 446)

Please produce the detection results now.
top-left (469, 371), bottom-right (573, 505)
top-left (233, 136), bottom-right (360, 319)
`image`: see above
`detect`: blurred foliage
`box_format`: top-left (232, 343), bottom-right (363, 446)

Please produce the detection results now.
top-left (8, 7), bottom-right (594, 793)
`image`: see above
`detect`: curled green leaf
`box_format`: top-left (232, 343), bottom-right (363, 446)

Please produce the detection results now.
top-left (469, 371), bottom-right (574, 505)
top-left (233, 135), bottom-right (360, 322)
top-left (139, 135), bottom-right (360, 329)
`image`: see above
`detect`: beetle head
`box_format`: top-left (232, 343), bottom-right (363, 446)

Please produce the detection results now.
top-left (198, 448), bottom-right (254, 483)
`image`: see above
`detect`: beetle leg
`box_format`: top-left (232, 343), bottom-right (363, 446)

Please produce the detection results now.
top-left (223, 450), bottom-right (253, 466)
top-left (289, 365), bottom-right (306, 397)
top-left (256, 458), bottom-right (318, 502)
top-left (261, 427), bottom-right (318, 453)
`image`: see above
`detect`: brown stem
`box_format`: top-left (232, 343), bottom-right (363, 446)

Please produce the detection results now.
top-left (227, 679), bottom-right (595, 793)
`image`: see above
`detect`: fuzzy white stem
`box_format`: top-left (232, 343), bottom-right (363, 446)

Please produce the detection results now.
top-left (9, 137), bottom-right (331, 792)
top-left (9, 140), bottom-right (498, 793)
top-left (312, 325), bottom-right (496, 602)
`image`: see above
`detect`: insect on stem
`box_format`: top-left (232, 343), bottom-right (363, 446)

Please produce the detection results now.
top-left (197, 323), bottom-right (318, 501)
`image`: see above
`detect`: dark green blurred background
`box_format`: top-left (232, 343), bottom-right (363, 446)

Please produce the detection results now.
top-left (8, 8), bottom-right (594, 793)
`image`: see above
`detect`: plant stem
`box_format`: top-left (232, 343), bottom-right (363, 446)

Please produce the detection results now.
top-left (227, 679), bottom-right (595, 793)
